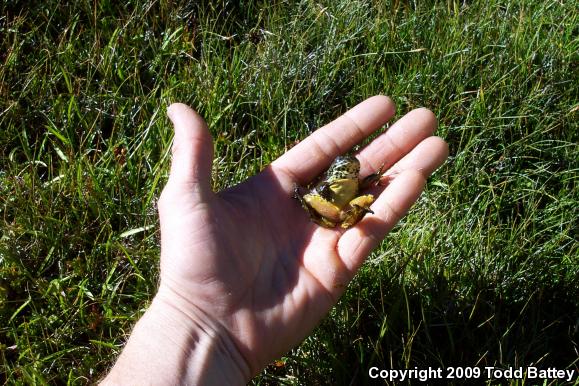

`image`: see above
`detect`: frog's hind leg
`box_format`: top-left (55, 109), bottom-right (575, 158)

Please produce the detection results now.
top-left (293, 184), bottom-right (337, 228)
top-left (340, 194), bottom-right (375, 229)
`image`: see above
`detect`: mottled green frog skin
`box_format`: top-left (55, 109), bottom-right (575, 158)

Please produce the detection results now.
top-left (324, 155), bottom-right (360, 182)
top-left (294, 155), bottom-right (379, 229)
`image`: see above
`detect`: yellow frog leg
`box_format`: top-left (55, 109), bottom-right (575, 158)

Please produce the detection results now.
top-left (294, 186), bottom-right (340, 228)
top-left (340, 194), bottom-right (375, 229)
top-left (303, 193), bottom-right (342, 223)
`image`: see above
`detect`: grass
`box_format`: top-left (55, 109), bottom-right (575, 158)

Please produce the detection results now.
top-left (1, 0), bottom-right (577, 384)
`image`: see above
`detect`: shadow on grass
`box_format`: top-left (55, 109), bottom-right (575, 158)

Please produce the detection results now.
top-left (257, 270), bottom-right (578, 384)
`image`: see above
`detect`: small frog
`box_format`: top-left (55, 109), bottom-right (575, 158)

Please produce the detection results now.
top-left (294, 155), bottom-right (383, 229)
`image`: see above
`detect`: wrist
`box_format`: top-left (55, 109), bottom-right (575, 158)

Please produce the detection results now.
top-left (102, 288), bottom-right (250, 385)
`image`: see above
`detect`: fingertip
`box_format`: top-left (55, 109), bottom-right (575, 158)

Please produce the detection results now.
top-left (346, 95), bottom-right (397, 133)
top-left (398, 136), bottom-right (449, 178)
top-left (372, 95), bottom-right (396, 116)
top-left (430, 135), bottom-right (449, 163)
top-left (365, 95), bottom-right (396, 120)
top-left (167, 102), bottom-right (189, 121)
top-left (437, 135), bottom-right (449, 154)
top-left (165, 102), bottom-right (213, 192)
top-left (167, 103), bottom-right (208, 131)
top-left (413, 107), bottom-right (438, 133)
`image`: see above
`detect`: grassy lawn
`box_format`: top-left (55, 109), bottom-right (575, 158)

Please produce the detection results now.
top-left (1, 0), bottom-right (577, 384)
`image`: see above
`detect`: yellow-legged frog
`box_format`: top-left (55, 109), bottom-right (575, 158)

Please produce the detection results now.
top-left (294, 155), bottom-right (383, 229)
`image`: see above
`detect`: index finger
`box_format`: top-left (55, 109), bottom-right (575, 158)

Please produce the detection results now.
top-left (271, 95), bottom-right (395, 184)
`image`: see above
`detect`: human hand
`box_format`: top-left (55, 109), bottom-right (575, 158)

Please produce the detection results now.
top-left (102, 96), bottom-right (448, 384)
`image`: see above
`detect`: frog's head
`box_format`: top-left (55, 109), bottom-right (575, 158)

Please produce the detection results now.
top-left (325, 155), bottom-right (360, 183)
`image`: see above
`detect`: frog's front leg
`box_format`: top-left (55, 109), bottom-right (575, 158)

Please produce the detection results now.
top-left (360, 163), bottom-right (385, 189)
top-left (340, 194), bottom-right (375, 229)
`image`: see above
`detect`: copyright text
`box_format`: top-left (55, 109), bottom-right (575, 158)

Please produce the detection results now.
top-left (367, 366), bottom-right (576, 382)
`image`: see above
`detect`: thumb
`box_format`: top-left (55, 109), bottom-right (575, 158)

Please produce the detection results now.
top-left (166, 103), bottom-right (213, 195)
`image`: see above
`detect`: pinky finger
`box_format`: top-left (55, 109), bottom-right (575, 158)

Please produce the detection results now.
top-left (337, 169), bottom-right (426, 275)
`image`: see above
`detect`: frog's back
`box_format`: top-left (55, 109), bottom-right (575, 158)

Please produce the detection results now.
top-left (325, 155), bottom-right (360, 183)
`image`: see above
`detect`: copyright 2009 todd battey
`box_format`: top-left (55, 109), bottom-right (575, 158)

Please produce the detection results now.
top-left (367, 366), bottom-right (577, 383)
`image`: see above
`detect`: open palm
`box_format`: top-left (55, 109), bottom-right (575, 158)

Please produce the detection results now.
top-left (156, 96), bottom-right (448, 378)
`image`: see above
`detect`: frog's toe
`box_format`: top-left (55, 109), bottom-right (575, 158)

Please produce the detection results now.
top-left (356, 204), bottom-right (374, 214)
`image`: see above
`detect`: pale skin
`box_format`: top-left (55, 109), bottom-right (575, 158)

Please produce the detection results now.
top-left (101, 96), bottom-right (449, 385)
